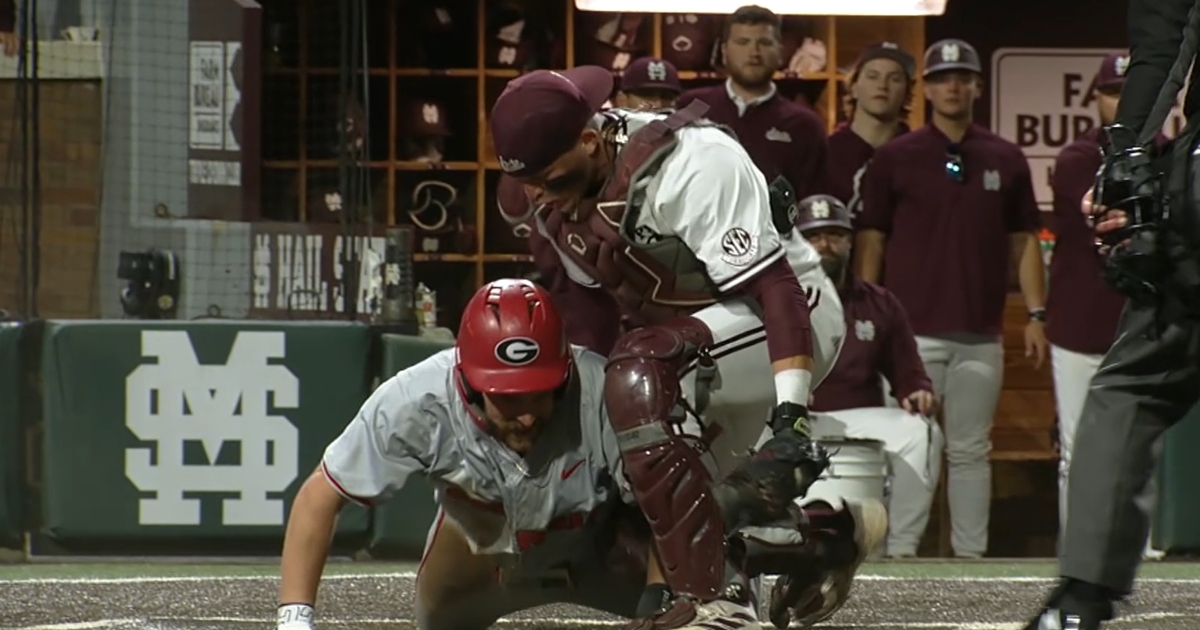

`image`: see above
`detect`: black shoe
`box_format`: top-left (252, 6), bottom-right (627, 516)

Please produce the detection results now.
top-left (1024, 579), bottom-right (1115, 630)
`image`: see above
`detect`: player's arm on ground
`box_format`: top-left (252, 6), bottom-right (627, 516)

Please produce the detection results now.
top-left (877, 288), bottom-right (933, 411)
top-left (655, 137), bottom-right (816, 410)
top-left (278, 374), bottom-right (433, 621)
top-left (852, 148), bottom-right (896, 283)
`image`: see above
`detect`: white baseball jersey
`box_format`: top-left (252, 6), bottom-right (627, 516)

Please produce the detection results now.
top-left (320, 346), bottom-right (627, 572)
top-left (538, 109), bottom-right (825, 292)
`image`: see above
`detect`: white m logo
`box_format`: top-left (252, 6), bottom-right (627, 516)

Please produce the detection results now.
top-left (124, 330), bottom-right (300, 527)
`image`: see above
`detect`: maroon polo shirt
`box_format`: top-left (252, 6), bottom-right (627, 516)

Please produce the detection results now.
top-left (826, 122), bottom-right (908, 224)
top-left (677, 83), bottom-right (829, 200)
top-left (811, 277), bottom-right (932, 412)
top-left (858, 124), bottom-right (1042, 337)
top-left (1045, 128), bottom-right (1127, 355)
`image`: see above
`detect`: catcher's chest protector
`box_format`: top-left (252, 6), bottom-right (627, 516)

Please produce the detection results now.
top-left (541, 101), bottom-right (721, 327)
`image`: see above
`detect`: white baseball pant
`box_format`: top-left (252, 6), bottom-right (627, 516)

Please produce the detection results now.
top-left (893, 335), bottom-right (1004, 558)
top-left (1051, 344), bottom-right (1161, 558)
top-left (808, 407), bottom-right (944, 557)
top-left (678, 270), bottom-right (846, 478)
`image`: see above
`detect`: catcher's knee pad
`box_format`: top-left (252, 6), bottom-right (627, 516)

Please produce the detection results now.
top-left (604, 317), bottom-right (730, 601)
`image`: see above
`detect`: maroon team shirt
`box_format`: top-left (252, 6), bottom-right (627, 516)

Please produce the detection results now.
top-left (826, 122), bottom-right (908, 223)
top-left (811, 277), bottom-right (932, 412)
top-left (678, 83), bottom-right (829, 200)
top-left (1045, 128), bottom-right (1127, 355)
top-left (858, 124), bottom-right (1042, 337)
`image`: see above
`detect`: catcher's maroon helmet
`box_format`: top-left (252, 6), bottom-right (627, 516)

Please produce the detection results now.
top-left (457, 279), bottom-right (570, 393)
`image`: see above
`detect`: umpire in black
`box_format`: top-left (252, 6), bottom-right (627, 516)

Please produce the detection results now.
top-left (1025, 1), bottom-right (1200, 629)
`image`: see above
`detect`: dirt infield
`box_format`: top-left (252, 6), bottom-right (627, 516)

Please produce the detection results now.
top-left (3, 562), bottom-right (1200, 630)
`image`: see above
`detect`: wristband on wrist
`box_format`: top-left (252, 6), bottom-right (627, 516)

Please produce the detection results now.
top-left (1028, 308), bottom-right (1047, 322)
top-left (278, 603), bottom-right (315, 626)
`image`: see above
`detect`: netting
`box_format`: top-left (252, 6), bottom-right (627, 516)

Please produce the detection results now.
top-left (2, 0), bottom-right (413, 325)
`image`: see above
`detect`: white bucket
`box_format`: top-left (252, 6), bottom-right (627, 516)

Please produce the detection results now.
top-left (802, 438), bottom-right (891, 558)
top-left (803, 438), bottom-right (890, 509)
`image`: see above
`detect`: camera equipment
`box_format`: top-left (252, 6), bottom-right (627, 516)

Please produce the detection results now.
top-left (117, 249), bottom-right (181, 319)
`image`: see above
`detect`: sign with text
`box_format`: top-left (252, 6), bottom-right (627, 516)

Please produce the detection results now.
top-left (249, 222), bottom-right (389, 320)
top-left (990, 47), bottom-right (1185, 211)
top-left (187, 0), bottom-right (262, 220)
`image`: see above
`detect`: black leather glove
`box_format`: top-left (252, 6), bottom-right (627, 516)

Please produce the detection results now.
top-left (769, 402), bottom-right (814, 437)
top-left (713, 403), bottom-right (829, 532)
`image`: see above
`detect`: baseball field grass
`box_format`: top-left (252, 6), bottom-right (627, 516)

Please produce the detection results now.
top-left (2, 559), bottom-right (1200, 629)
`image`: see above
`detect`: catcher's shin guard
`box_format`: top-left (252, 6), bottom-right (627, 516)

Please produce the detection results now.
top-left (604, 317), bottom-right (727, 601)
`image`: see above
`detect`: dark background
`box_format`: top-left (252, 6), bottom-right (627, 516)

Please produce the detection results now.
top-left (926, 0), bottom-right (1128, 124)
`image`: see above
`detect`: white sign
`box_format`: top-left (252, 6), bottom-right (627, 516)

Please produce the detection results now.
top-left (125, 331), bottom-right (300, 526)
top-left (189, 42), bottom-right (226, 150)
top-left (188, 40), bottom-right (244, 159)
top-left (990, 47), bottom-right (1185, 211)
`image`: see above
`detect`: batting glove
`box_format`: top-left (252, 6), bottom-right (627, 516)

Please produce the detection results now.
top-left (278, 603), bottom-right (316, 630)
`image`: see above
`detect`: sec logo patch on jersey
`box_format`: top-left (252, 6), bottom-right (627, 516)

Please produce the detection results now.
top-left (719, 227), bottom-right (758, 267)
top-left (494, 337), bottom-right (540, 365)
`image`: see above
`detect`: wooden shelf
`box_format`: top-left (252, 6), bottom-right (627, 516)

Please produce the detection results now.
top-left (257, 0), bottom-right (925, 326)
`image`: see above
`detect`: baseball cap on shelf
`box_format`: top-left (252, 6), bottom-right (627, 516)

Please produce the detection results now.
top-left (401, 100), bottom-right (451, 136)
top-left (1094, 52), bottom-right (1131, 93)
top-left (796, 194), bottom-right (853, 233)
top-left (922, 38), bottom-right (982, 77)
top-left (619, 56), bottom-right (681, 94)
top-left (853, 42), bottom-right (917, 80)
top-left (489, 66), bottom-right (614, 178)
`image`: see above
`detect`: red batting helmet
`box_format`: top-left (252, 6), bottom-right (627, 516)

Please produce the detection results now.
top-left (457, 279), bottom-right (570, 394)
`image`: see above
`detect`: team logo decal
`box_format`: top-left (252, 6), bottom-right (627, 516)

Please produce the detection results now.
top-left (719, 227), bottom-right (758, 267)
top-left (495, 337), bottom-right (540, 365)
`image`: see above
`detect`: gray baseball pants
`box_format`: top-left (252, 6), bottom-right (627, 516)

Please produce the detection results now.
top-left (1060, 303), bottom-right (1200, 596)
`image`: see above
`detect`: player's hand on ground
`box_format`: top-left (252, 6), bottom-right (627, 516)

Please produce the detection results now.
top-left (901, 389), bottom-right (936, 417)
top-left (278, 603), bottom-right (316, 630)
top-left (1024, 321), bottom-right (1048, 370)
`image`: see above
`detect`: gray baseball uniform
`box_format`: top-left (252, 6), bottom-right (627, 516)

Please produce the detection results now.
top-left (320, 346), bottom-right (645, 629)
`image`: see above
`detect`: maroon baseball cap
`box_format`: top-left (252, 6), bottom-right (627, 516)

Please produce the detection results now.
top-left (619, 57), bottom-right (681, 94)
top-left (796, 194), bottom-right (852, 232)
top-left (1094, 52), bottom-right (1130, 93)
top-left (490, 66), bottom-right (614, 178)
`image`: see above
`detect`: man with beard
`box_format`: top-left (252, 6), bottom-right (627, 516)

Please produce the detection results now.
top-left (488, 65), bottom-right (886, 630)
top-left (826, 43), bottom-right (915, 222)
top-left (793, 194), bottom-right (942, 561)
top-left (854, 38), bottom-right (1049, 559)
top-left (675, 5), bottom-right (828, 199)
top-left (276, 279), bottom-right (863, 630)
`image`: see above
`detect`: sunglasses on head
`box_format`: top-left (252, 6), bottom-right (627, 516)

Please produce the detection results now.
top-left (945, 144), bottom-right (965, 183)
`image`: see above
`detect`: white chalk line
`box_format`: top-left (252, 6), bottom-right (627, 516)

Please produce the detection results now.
top-left (5, 571), bottom-right (1200, 585)
top-left (5, 612), bottom-right (1192, 630)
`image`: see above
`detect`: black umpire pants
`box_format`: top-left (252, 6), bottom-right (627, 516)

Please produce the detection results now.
top-left (1060, 302), bottom-right (1200, 596)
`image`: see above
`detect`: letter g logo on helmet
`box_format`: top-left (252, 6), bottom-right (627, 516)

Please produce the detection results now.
top-left (494, 337), bottom-right (541, 366)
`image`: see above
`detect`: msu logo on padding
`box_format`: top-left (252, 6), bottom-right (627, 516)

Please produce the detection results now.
top-left (124, 330), bottom-right (300, 526)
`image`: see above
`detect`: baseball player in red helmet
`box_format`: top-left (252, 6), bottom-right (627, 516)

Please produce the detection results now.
top-left (488, 65), bottom-right (886, 630)
top-left (275, 279), bottom-right (830, 630)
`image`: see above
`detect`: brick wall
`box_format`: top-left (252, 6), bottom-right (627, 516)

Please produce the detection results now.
top-left (0, 80), bottom-right (102, 319)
